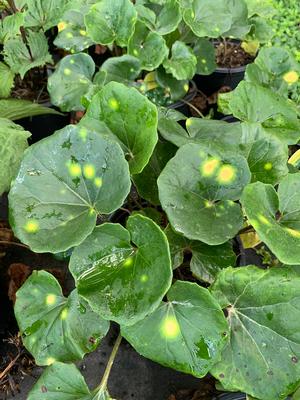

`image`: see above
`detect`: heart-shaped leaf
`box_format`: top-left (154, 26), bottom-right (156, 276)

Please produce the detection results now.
top-left (128, 21), bottom-right (169, 71)
top-left (163, 41), bottom-right (197, 80)
top-left (48, 53), bottom-right (95, 112)
top-left (27, 362), bottom-right (114, 399)
top-left (211, 266), bottom-right (300, 400)
top-left (100, 55), bottom-right (141, 85)
top-left (82, 81), bottom-right (158, 174)
top-left (15, 271), bottom-right (109, 366)
top-left (122, 280), bottom-right (229, 377)
top-left (8, 125), bottom-right (131, 253)
top-left (69, 214), bottom-right (172, 326)
top-left (54, 9), bottom-right (94, 53)
top-left (158, 143), bottom-right (250, 245)
top-left (241, 174), bottom-right (300, 265)
top-left (219, 81), bottom-right (300, 145)
top-left (0, 118), bottom-right (30, 195)
top-left (85, 0), bottom-right (137, 47)
top-left (180, 0), bottom-right (233, 38)
top-left (165, 225), bottom-right (236, 283)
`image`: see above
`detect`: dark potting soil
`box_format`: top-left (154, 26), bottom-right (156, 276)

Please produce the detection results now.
top-left (189, 86), bottom-right (231, 118)
top-left (215, 41), bottom-right (254, 69)
top-left (11, 69), bottom-right (49, 103)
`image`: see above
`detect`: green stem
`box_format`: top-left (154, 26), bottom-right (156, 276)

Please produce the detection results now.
top-left (96, 333), bottom-right (122, 392)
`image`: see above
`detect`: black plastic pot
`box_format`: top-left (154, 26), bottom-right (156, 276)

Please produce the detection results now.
top-left (194, 65), bottom-right (246, 97)
top-left (168, 80), bottom-right (197, 117)
top-left (17, 102), bottom-right (70, 144)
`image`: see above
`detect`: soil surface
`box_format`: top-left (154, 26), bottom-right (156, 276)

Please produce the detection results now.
top-left (216, 41), bottom-right (254, 69)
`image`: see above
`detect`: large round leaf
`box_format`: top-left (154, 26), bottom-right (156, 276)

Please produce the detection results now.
top-left (48, 53), bottom-right (95, 112)
top-left (100, 55), bottom-right (141, 85)
top-left (69, 214), bottom-right (172, 326)
top-left (211, 266), bottom-right (300, 400)
top-left (165, 225), bottom-right (236, 283)
top-left (9, 125), bottom-right (131, 253)
top-left (180, 0), bottom-right (233, 38)
top-left (15, 271), bottom-right (109, 366)
top-left (163, 41), bottom-right (197, 80)
top-left (128, 21), bottom-right (169, 71)
top-left (84, 0), bottom-right (137, 47)
top-left (82, 82), bottom-right (158, 174)
top-left (241, 174), bottom-right (300, 265)
top-left (122, 280), bottom-right (229, 377)
top-left (158, 143), bottom-right (250, 245)
top-left (28, 362), bottom-right (114, 399)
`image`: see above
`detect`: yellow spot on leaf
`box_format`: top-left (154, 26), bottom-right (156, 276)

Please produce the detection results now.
top-left (285, 228), bottom-right (300, 238)
top-left (264, 162), bottom-right (272, 171)
top-left (61, 308), bottom-right (68, 320)
top-left (258, 214), bottom-right (271, 226)
top-left (46, 294), bottom-right (57, 306)
top-left (160, 316), bottom-right (180, 339)
top-left (184, 83), bottom-right (189, 92)
top-left (89, 208), bottom-right (96, 216)
top-left (204, 200), bottom-right (214, 208)
top-left (108, 98), bottom-right (119, 110)
top-left (64, 68), bottom-right (72, 76)
top-left (283, 71), bottom-right (299, 84)
top-left (123, 257), bottom-right (133, 267)
top-left (201, 59), bottom-right (207, 64)
top-left (79, 29), bottom-right (87, 36)
top-left (70, 59), bottom-right (75, 64)
top-left (201, 158), bottom-right (220, 177)
top-left (140, 274), bottom-right (148, 283)
top-left (58, 22), bottom-right (67, 32)
top-left (68, 163), bottom-right (81, 177)
top-left (94, 177), bottom-right (103, 188)
top-left (46, 357), bottom-right (56, 365)
top-left (24, 220), bottom-right (39, 233)
top-left (217, 165), bottom-right (235, 184)
top-left (133, 49), bottom-right (138, 56)
top-left (79, 128), bottom-right (88, 141)
top-left (66, 32), bottom-right (73, 39)
top-left (83, 164), bottom-right (95, 179)
top-left (186, 118), bottom-right (193, 128)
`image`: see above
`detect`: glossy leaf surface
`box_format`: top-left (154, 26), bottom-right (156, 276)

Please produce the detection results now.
top-left (122, 280), bottom-right (229, 377)
top-left (15, 271), bottom-right (109, 365)
top-left (211, 266), bottom-right (300, 400)
top-left (163, 41), bottom-right (197, 80)
top-left (9, 125), bottom-right (131, 253)
top-left (70, 215), bottom-right (172, 325)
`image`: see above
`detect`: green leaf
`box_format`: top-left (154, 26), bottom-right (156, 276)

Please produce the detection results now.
top-left (24, 0), bottom-right (72, 30)
top-left (69, 214), bottom-right (172, 326)
top-left (247, 16), bottom-right (274, 43)
top-left (244, 0), bottom-right (275, 17)
top-left (0, 62), bottom-right (15, 97)
top-left (48, 53), bottom-right (95, 112)
top-left (241, 174), bottom-right (300, 265)
top-left (222, 81), bottom-right (300, 145)
top-left (8, 124), bottom-right (131, 253)
top-left (180, 0), bottom-right (233, 38)
top-left (100, 55), bottom-right (141, 85)
top-left (163, 41), bottom-right (197, 80)
top-left (15, 271), bottom-right (109, 366)
top-left (211, 266), bottom-right (300, 400)
top-left (158, 143), bottom-right (250, 244)
top-left (122, 280), bottom-right (229, 377)
top-left (156, 66), bottom-right (189, 101)
top-left (222, 0), bottom-right (251, 38)
top-left (128, 21), bottom-right (168, 71)
top-left (165, 225), bottom-right (236, 283)
top-left (82, 82), bottom-right (158, 174)
top-left (136, 0), bottom-right (182, 35)
top-left (27, 362), bottom-right (114, 399)
top-left (54, 9), bottom-right (94, 53)
top-left (85, 0), bottom-right (137, 47)
top-left (0, 99), bottom-right (62, 120)
top-left (4, 31), bottom-right (52, 78)
top-left (133, 140), bottom-right (176, 205)
top-left (0, 12), bottom-right (24, 43)
top-left (0, 118), bottom-right (30, 195)
top-left (194, 38), bottom-right (216, 76)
